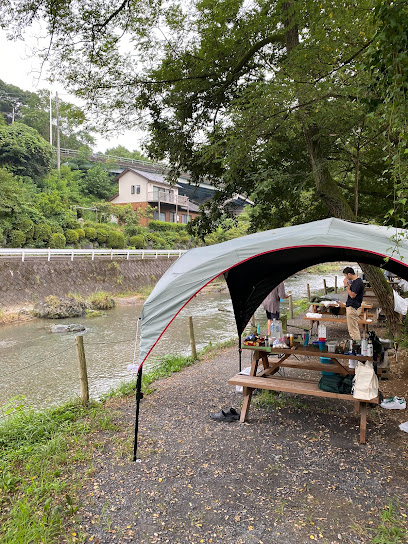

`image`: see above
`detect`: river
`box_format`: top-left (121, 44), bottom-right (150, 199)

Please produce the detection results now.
top-left (0, 269), bottom-right (343, 411)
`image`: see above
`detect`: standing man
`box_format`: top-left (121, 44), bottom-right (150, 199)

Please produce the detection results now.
top-left (343, 266), bottom-right (365, 341)
top-left (263, 282), bottom-right (288, 335)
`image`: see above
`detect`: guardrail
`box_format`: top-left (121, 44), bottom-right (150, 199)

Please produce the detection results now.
top-left (0, 248), bottom-right (187, 262)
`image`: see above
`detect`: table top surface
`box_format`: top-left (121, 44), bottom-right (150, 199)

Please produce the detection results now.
top-left (311, 301), bottom-right (372, 308)
top-left (242, 344), bottom-right (373, 361)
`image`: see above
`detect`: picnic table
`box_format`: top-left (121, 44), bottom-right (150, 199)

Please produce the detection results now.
top-left (304, 301), bottom-right (373, 331)
top-left (228, 345), bottom-right (378, 444)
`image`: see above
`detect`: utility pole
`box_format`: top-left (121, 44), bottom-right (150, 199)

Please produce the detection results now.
top-left (49, 91), bottom-right (53, 146)
top-left (55, 91), bottom-right (61, 172)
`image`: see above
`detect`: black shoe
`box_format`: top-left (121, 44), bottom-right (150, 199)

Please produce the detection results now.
top-left (210, 409), bottom-right (234, 422)
top-left (225, 407), bottom-right (241, 420)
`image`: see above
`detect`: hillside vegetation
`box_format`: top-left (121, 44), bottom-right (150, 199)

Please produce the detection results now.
top-left (0, 80), bottom-right (251, 250)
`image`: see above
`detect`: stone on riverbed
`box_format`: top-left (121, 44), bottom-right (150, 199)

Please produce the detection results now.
top-left (34, 296), bottom-right (89, 319)
top-left (51, 324), bottom-right (86, 333)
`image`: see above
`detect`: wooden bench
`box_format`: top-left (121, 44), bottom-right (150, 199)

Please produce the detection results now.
top-left (228, 374), bottom-right (378, 444)
top-left (307, 301), bottom-right (374, 330)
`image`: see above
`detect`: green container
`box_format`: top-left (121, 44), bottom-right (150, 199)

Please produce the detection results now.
top-left (320, 356), bottom-right (336, 376)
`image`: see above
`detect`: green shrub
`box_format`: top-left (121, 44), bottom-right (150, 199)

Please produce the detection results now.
top-left (64, 229), bottom-right (79, 244)
top-left (95, 227), bottom-right (108, 244)
top-left (52, 225), bottom-right (64, 234)
top-left (84, 227), bottom-right (97, 240)
top-left (88, 292), bottom-right (115, 310)
top-left (106, 230), bottom-right (125, 249)
top-left (146, 232), bottom-right (166, 248)
top-left (15, 218), bottom-right (34, 238)
top-left (10, 230), bottom-right (26, 247)
top-left (124, 224), bottom-right (142, 238)
top-left (129, 234), bottom-right (145, 248)
top-left (149, 220), bottom-right (187, 233)
top-left (34, 223), bottom-right (52, 242)
top-left (75, 228), bottom-right (85, 240)
top-left (49, 232), bottom-right (66, 249)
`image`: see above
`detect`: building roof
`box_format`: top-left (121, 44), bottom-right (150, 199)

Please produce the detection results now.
top-left (116, 168), bottom-right (181, 187)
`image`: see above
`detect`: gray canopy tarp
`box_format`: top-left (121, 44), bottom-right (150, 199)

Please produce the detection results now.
top-left (138, 218), bottom-right (408, 367)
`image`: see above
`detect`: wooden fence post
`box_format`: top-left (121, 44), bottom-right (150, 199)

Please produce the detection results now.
top-left (281, 314), bottom-right (288, 333)
top-left (307, 284), bottom-right (311, 302)
top-left (188, 316), bottom-right (198, 360)
top-left (288, 294), bottom-right (294, 319)
top-left (75, 335), bottom-right (89, 407)
top-left (334, 275), bottom-right (338, 293)
top-left (323, 279), bottom-right (327, 294)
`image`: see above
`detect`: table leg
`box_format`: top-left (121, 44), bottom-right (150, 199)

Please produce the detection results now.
top-left (360, 402), bottom-right (367, 444)
top-left (241, 351), bottom-right (260, 421)
top-left (354, 401), bottom-right (360, 414)
top-left (261, 351), bottom-right (269, 371)
top-left (240, 390), bottom-right (254, 422)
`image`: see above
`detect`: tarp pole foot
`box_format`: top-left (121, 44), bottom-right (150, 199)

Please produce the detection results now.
top-left (133, 366), bottom-right (144, 462)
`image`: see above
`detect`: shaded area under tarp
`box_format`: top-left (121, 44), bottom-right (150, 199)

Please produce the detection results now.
top-left (225, 245), bottom-right (408, 335)
top-left (138, 218), bottom-right (408, 367)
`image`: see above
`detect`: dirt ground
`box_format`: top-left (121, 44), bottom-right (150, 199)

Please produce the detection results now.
top-left (73, 312), bottom-right (408, 544)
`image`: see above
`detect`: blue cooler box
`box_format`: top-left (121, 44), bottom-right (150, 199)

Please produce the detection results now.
top-left (320, 356), bottom-right (336, 376)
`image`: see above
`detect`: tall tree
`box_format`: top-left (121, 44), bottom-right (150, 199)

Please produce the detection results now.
top-left (0, 0), bottom-right (406, 333)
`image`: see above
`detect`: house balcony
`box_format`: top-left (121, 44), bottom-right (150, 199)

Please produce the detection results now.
top-left (147, 192), bottom-right (190, 207)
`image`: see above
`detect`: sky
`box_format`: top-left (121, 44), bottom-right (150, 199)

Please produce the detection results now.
top-left (0, 29), bottom-right (145, 153)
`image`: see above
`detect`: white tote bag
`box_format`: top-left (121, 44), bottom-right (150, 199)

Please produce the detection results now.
top-left (352, 361), bottom-right (379, 400)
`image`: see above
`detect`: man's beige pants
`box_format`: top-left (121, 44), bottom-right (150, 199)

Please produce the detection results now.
top-left (346, 306), bottom-right (362, 340)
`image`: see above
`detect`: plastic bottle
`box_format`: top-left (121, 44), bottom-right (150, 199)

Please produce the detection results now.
top-left (367, 339), bottom-right (373, 357)
top-left (256, 323), bottom-right (260, 335)
top-left (361, 335), bottom-right (368, 356)
top-left (270, 319), bottom-right (279, 346)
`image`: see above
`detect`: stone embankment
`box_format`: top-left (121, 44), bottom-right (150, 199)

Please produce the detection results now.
top-left (0, 257), bottom-right (175, 318)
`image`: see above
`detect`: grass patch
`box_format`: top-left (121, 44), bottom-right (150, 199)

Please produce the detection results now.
top-left (88, 291), bottom-right (115, 310)
top-left (371, 502), bottom-right (408, 544)
top-left (304, 262), bottom-right (344, 274)
top-left (253, 389), bottom-right (307, 410)
top-left (0, 400), bottom-right (112, 544)
top-left (0, 338), bottom-right (236, 542)
top-left (113, 286), bottom-right (155, 300)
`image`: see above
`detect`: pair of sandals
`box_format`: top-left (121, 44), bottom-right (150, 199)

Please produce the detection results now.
top-left (210, 407), bottom-right (241, 422)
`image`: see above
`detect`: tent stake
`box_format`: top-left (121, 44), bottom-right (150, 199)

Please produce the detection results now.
top-left (133, 366), bottom-right (144, 462)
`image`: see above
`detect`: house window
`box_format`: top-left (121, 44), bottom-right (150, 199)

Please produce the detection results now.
top-left (153, 211), bottom-right (166, 221)
top-left (169, 212), bottom-right (176, 223)
top-left (181, 214), bottom-right (191, 224)
top-left (136, 185), bottom-right (140, 194)
top-left (131, 185), bottom-right (135, 194)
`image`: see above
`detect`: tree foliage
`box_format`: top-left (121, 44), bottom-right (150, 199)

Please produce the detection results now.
top-left (1, 1), bottom-right (405, 231)
top-left (0, 122), bottom-right (52, 180)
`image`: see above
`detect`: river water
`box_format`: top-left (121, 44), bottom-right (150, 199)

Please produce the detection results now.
top-left (0, 270), bottom-right (343, 411)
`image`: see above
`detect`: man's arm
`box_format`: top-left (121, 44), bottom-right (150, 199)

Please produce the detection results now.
top-left (345, 284), bottom-right (357, 299)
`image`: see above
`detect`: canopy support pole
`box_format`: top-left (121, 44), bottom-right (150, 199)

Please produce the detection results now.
top-left (133, 366), bottom-right (144, 462)
top-left (239, 337), bottom-right (242, 372)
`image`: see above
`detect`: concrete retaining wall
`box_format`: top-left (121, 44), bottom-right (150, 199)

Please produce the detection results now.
top-left (0, 258), bottom-right (176, 309)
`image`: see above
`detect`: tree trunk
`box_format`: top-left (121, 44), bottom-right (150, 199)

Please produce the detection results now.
top-left (282, 1), bottom-right (401, 337)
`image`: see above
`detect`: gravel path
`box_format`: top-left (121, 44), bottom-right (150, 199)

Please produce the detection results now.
top-left (74, 340), bottom-right (408, 544)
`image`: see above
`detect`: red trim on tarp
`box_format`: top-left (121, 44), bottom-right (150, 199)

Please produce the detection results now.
top-left (138, 244), bottom-right (408, 369)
